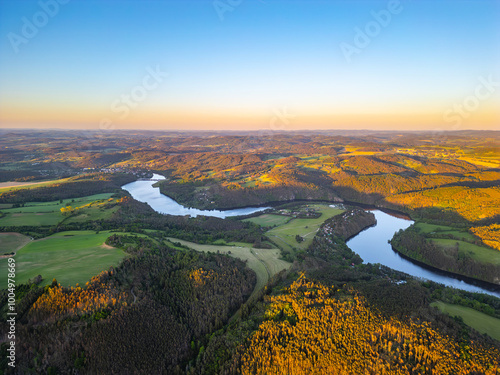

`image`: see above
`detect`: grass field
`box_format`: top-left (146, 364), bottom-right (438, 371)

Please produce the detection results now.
top-left (0, 212), bottom-right (64, 227)
top-left (0, 193), bottom-right (114, 213)
top-left (265, 205), bottom-right (344, 253)
top-left (0, 231), bottom-right (127, 288)
top-left (166, 237), bottom-right (291, 301)
top-left (0, 193), bottom-right (116, 227)
top-left (243, 214), bottom-right (291, 227)
top-left (0, 232), bottom-right (31, 254)
top-left (415, 222), bottom-right (476, 242)
top-left (431, 301), bottom-right (500, 342)
top-left (430, 238), bottom-right (500, 265)
top-left (0, 177), bottom-right (71, 193)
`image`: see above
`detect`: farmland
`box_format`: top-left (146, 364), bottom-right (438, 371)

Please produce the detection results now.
top-left (0, 231), bottom-right (126, 288)
top-left (265, 204), bottom-right (344, 254)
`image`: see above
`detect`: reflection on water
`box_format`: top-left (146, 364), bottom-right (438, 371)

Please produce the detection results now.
top-left (122, 174), bottom-right (270, 218)
top-left (347, 210), bottom-right (500, 298)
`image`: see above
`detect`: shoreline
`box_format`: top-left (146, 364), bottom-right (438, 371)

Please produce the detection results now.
top-left (390, 244), bottom-right (500, 294)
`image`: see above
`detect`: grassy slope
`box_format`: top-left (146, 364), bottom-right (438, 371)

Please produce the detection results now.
top-left (415, 222), bottom-right (477, 242)
top-left (431, 301), bottom-right (500, 342)
top-left (243, 214), bottom-right (291, 227)
top-left (265, 205), bottom-right (344, 253)
top-left (430, 238), bottom-right (500, 265)
top-left (0, 177), bottom-right (72, 193)
top-left (0, 232), bottom-right (31, 254)
top-left (0, 193), bottom-right (113, 213)
top-left (0, 231), bottom-right (126, 288)
top-left (166, 237), bottom-right (291, 301)
top-left (0, 193), bottom-right (116, 227)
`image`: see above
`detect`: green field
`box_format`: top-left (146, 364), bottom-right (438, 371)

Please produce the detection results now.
top-left (415, 222), bottom-right (476, 242)
top-left (0, 232), bottom-right (31, 254)
top-left (430, 238), bottom-right (500, 265)
top-left (0, 193), bottom-right (114, 213)
top-left (243, 214), bottom-right (291, 227)
top-left (265, 205), bottom-right (344, 253)
top-left (166, 237), bottom-right (291, 301)
top-left (0, 193), bottom-right (117, 227)
top-left (0, 177), bottom-right (71, 193)
top-left (0, 231), bottom-right (127, 288)
top-left (0, 212), bottom-right (64, 227)
top-left (431, 301), bottom-right (500, 342)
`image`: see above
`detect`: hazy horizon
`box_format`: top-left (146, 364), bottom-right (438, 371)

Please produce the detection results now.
top-left (1, 0), bottom-right (499, 131)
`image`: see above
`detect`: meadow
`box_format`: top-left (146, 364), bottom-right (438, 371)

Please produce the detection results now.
top-left (0, 231), bottom-right (126, 288)
top-left (431, 301), bottom-right (500, 342)
top-left (0, 193), bottom-right (116, 227)
top-left (430, 238), bottom-right (500, 265)
top-left (243, 213), bottom-right (291, 227)
top-left (0, 232), bottom-right (31, 254)
top-left (265, 205), bottom-right (344, 254)
top-left (415, 222), bottom-right (477, 242)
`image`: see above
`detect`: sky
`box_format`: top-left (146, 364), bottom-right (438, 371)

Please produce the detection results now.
top-left (0, 0), bottom-right (499, 131)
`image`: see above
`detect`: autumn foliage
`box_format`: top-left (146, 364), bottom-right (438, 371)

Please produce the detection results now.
top-left (29, 271), bottom-right (127, 323)
top-left (236, 275), bottom-right (500, 375)
top-left (471, 224), bottom-right (500, 251)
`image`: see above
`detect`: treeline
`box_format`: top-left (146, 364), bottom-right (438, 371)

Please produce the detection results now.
top-left (306, 209), bottom-right (376, 265)
top-left (192, 270), bottom-right (500, 375)
top-left (1, 236), bottom-right (256, 374)
top-left (391, 226), bottom-right (500, 285)
top-left (0, 173), bottom-right (136, 203)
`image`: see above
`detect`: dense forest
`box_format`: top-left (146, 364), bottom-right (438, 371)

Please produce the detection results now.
top-left (1, 236), bottom-right (255, 374)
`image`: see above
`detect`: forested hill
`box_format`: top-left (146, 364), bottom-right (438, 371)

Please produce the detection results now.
top-left (1, 237), bottom-right (255, 374)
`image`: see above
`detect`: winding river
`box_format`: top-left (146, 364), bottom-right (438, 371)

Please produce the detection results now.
top-left (122, 174), bottom-right (270, 218)
top-left (123, 175), bottom-right (500, 298)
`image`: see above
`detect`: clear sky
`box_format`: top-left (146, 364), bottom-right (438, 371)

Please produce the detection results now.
top-left (0, 0), bottom-right (499, 131)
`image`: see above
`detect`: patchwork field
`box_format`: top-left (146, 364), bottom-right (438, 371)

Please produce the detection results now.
top-left (0, 231), bottom-right (126, 288)
top-left (431, 301), bottom-right (500, 342)
top-left (166, 237), bottom-right (291, 301)
top-left (265, 205), bottom-right (344, 253)
top-left (0, 193), bottom-right (117, 227)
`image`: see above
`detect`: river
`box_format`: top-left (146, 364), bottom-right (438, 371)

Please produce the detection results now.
top-left (122, 174), bottom-right (270, 218)
top-left (122, 175), bottom-right (500, 298)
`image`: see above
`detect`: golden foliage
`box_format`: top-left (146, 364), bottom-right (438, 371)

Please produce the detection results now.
top-left (471, 224), bottom-right (500, 251)
top-left (188, 267), bottom-right (215, 287)
top-left (29, 271), bottom-right (127, 323)
top-left (239, 275), bottom-right (500, 375)
top-left (386, 186), bottom-right (500, 222)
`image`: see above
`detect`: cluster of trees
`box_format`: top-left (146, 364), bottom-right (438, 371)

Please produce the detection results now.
top-left (1, 236), bottom-right (256, 374)
top-left (391, 226), bottom-right (500, 285)
top-left (470, 224), bottom-right (500, 250)
top-left (230, 276), bottom-right (500, 375)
